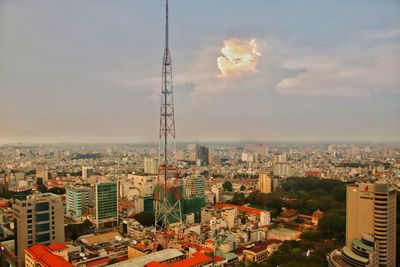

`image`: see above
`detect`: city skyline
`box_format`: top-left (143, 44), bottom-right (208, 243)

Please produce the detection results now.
top-left (1, 0), bottom-right (400, 143)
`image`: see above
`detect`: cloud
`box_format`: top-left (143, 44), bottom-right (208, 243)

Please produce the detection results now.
top-left (217, 39), bottom-right (262, 76)
top-left (275, 27), bottom-right (400, 97)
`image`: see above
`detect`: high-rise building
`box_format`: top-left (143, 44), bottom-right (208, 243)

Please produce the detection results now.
top-left (258, 173), bottom-right (271, 194)
top-left (143, 157), bottom-right (159, 174)
top-left (191, 143), bottom-right (209, 165)
top-left (13, 193), bottom-right (64, 266)
top-left (66, 186), bottom-right (93, 222)
top-left (185, 175), bottom-right (205, 198)
top-left (94, 181), bottom-right (118, 229)
top-left (36, 164), bottom-right (48, 184)
top-left (272, 162), bottom-right (292, 177)
top-left (82, 166), bottom-right (94, 180)
top-left (328, 182), bottom-right (396, 267)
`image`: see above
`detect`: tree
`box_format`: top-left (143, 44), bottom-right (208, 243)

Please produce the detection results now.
top-left (240, 185), bottom-right (245, 191)
top-left (222, 181), bottom-right (233, 191)
top-left (134, 211), bottom-right (155, 226)
top-left (65, 219), bottom-right (93, 240)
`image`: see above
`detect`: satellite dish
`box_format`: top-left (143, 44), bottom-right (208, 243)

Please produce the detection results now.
top-left (79, 253), bottom-right (85, 257)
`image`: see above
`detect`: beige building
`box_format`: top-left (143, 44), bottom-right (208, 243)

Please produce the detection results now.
top-left (35, 164), bottom-right (48, 183)
top-left (258, 173), bottom-right (271, 194)
top-left (329, 182), bottom-right (396, 267)
top-left (13, 193), bottom-right (65, 266)
top-left (221, 207), bottom-right (237, 230)
top-left (128, 174), bottom-right (156, 197)
top-left (347, 182), bottom-right (396, 266)
top-left (143, 157), bottom-right (159, 174)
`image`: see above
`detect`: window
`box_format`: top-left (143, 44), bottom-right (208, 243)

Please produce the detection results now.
top-left (36, 233), bottom-right (50, 243)
top-left (36, 223), bottom-right (50, 232)
top-left (35, 213), bottom-right (49, 222)
top-left (35, 202), bottom-right (49, 212)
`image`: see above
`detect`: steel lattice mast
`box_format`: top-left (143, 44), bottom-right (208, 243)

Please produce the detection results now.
top-left (154, 0), bottom-right (183, 250)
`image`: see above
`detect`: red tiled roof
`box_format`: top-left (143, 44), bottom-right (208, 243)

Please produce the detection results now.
top-left (215, 203), bottom-right (263, 216)
top-left (145, 261), bottom-right (167, 267)
top-left (170, 252), bottom-right (212, 267)
top-left (25, 244), bottom-right (73, 267)
top-left (213, 255), bottom-right (225, 263)
top-left (86, 257), bottom-right (110, 267)
top-left (48, 242), bottom-right (68, 251)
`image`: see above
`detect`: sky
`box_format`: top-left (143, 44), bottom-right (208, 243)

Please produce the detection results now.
top-left (0, 0), bottom-right (399, 143)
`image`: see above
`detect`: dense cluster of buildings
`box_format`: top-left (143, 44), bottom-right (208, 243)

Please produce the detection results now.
top-left (0, 143), bottom-right (398, 266)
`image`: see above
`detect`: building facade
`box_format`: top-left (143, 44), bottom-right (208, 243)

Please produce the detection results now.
top-left (328, 182), bottom-right (396, 267)
top-left (258, 173), bottom-right (271, 194)
top-left (94, 181), bottom-right (119, 229)
top-left (65, 186), bottom-right (92, 222)
top-left (13, 193), bottom-right (65, 266)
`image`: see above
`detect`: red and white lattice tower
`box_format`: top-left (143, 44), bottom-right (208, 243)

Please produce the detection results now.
top-left (154, 0), bottom-right (183, 250)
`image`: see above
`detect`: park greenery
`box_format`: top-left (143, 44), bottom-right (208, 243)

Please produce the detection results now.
top-left (65, 219), bottom-right (93, 240)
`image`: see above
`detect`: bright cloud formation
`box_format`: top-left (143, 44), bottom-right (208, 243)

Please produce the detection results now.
top-left (217, 39), bottom-right (262, 76)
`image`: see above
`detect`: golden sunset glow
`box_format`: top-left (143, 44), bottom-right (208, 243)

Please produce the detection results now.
top-left (217, 39), bottom-right (262, 76)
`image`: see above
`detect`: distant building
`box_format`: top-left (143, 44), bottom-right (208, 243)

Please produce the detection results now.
top-left (13, 193), bottom-right (65, 266)
top-left (36, 164), bottom-right (49, 183)
top-left (94, 181), bottom-right (118, 229)
top-left (66, 186), bottom-right (93, 222)
top-left (272, 154), bottom-right (286, 163)
top-left (82, 166), bottom-right (94, 180)
top-left (176, 150), bottom-right (185, 161)
top-left (328, 182), bottom-right (396, 267)
top-left (143, 157), bottom-right (158, 175)
top-left (258, 173), bottom-right (271, 194)
top-left (246, 144), bottom-right (268, 161)
top-left (192, 143), bottom-right (209, 165)
top-left (272, 162), bottom-right (292, 177)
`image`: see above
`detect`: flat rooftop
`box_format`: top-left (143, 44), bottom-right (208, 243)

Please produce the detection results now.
top-left (110, 249), bottom-right (183, 267)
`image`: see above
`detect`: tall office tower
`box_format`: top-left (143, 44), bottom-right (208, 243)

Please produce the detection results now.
top-left (13, 193), bottom-right (64, 266)
top-left (36, 164), bottom-right (49, 184)
top-left (94, 181), bottom-right (118, 229)
top-left (144, 157), bottom-right (159, 174)
top-left (185, 175), bottom-right (205, 198)
top-left (272, 162), bottom-right (292, 177)
top-left (328, 182), bottom-right (396, 267)
top-left (82, 166), bottom-right (94, 180)
top-left (195, 144), bottom-right (209, 165)
top-left (258, 173), bottom-right (271, 194)
top-left (66, 186), bottom-right (92, 222)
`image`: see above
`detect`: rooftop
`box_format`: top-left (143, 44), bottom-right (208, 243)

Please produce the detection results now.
top-left (25, 244), bottom-right (73, 267)
top-left (109, 249), bottom-right (183, 267)
top-left (170, 252), bottom-right (212, 267)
